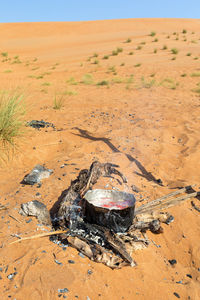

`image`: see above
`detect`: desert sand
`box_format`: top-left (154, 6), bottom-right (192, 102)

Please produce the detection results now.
top-left (0, 18), bottom-right (200, 299)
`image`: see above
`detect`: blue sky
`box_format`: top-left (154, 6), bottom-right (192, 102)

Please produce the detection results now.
top-left (0, 0), bottom-right (199, 23)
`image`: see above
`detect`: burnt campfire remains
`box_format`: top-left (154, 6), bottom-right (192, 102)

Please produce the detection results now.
top-left (18, 161), bottom-right (200, 269)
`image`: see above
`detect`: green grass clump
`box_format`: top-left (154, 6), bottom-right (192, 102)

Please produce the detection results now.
top-left (63, 90), bottom-right (77, 96)
top-left (161, 78), bottom-right (178, 89)
top-left (116, 47), bottom-right (123, 53)
top-left (53, 95), bottom-right (65, 109)
top-left (134, 63), bottom-right (141, 67)
top-left (4, 70), bottom-right (12, 73)
top-left (141, 77), bottom-right (155, 88)
top-left (171, 48), bottom-right (179, 55)
top-left (192, 88), bottom-right (200, 94)
top-left (81, 74), bottom-right (93, 85)
top-left (112, 50), bottom-right (118, 56)
top-left (107, 66), bottom-right (116, 73)
top-left (149, 31), bottom-right (156, 37)
top-left (41, 82), bottom-right (51, 86)
top-left (66, 77), bottom-right (78, 85)
top-left (126, 75), bottom-right (134, 84)
top-left (190, 72), bottom-right (200, 77)
top-left (96, 80), bottom-right (109, 86)
top-left (1, 52), bottom-right (8, 57)
top-left (0, 93), bottom-right (26, 147)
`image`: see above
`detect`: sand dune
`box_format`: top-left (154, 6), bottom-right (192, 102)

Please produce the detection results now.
top-left (0, 19), bottom-right (200, 299)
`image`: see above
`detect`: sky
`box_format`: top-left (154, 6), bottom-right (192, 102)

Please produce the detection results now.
top-left (0, 0), bottom-right (199, 23)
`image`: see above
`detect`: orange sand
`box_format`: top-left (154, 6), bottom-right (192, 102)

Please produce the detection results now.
top-left (0, 19), bottom-right (200, 300)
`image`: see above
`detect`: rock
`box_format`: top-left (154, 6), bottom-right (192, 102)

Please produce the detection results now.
top-left (173, 292), bottom-right (180, 298)
top-left (19, 200), bottom-right (51, 225)
top-left (7, 272), bottom-right (17, 280)
top-left (21, 164), bottom-right (53, 185)
top-left (26, 120), bottom-right (55, 129)
top-left (169, 259), bottom-right (177, 266)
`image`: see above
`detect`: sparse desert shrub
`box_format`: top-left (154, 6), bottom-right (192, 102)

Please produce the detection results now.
top-left (182, 29), bottom-right (187, 34)
top-left (112, 50), bottom-right (118, 56)
top-left (126, 74), bottom-right (134, 83)
top-left (154, 48), bottom-right (157, 53)
top-left (116, 47), bottom-right (123, 53)
top-left (192, 88), bottom-right (200, 94)
top-left (125, 38), bottom-right (131, 43)
top-left (141, 76), bottom-right (155, 88)
top-left (96, 80), bottom-right (109, 86)
top-left (194, 57), bottom-right (198, 60)
top-left (53, 95), bottom-right (65, 109)
top-left (153, 38), bottom-right (158, 42)
top-left (136, 45), bottom-right (142, 50)
top-left (171, 48), bottom-right (179, 55)
top-left (120, 63), bottom-right (125, 66)
top-left (149, 31), bottom-right (156, 37)
top-left (93, 53), bottom-right (98, 57)
top-left (134, 63), bottom-right (141, 67)
top-left (41, 82), bottom-right (51, 86)
top-left (4, 70), bottom-right (12, 73)
top-left (161, 78), bottom-right (178, 89)
top-left (1, 52), bottom-right (8, 57)
top-left (181, 73), bottom-right (187, 77)
top-left (186, 53), bottom-right (191, 56)
top-left (108, 66), bottom-right (116, 73)
top-left (171, 57), bottom-right (176, 60)
top-left (162, 45), bottom-right (168, 50)
top-left (190, 72), bottom-right (200, 77)
top-left (63, 90), bottom-right (77, 96)
top-left (103, 55), bottom-right (109, 59)
top-left (93, 59), bottom-right (99, 64)
top-left (112, 77), bottom-right (123, 84)
top-left (66, 77), bottom-right (78, 85)
top-left (81, 74), bottom-right (93, 85)
top-left (129, 52), bottom-right (134, 55)
top-left (0, 93), bottom-right (26, 147)
top-left (140, 41), bottom-right (146, 45)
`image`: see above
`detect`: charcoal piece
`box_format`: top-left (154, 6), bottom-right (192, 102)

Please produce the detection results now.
top-left (84, 189), bottom-right (136, 233)
top-left (169, 259), bottom-right (177, 266)
top-left (19, 200), bottom-right (51, 225)
top-left (27, 120), bottom-right (55, 129)
top-left (21, 164), bottom-right (53, 185)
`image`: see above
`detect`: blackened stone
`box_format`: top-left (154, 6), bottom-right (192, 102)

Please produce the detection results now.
top-left (174, 292), bottom-right (180, 298)
top-left (169, 259), bottom-right (177, 266)
top-left (68, 260), bottom-right (75, 264)
top-left (87, 270), bottom-right (93, 275)
top-left (186, 274), bottom-right (192, 278)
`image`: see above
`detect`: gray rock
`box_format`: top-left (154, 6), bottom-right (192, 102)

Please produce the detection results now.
top-left (21, 164), bottom-right (53, 185)
top-left (19, 200), bottom-right (51, 225)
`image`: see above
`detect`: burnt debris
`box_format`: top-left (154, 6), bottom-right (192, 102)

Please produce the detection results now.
top-left (18, 161), bottom-right (200, 269)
